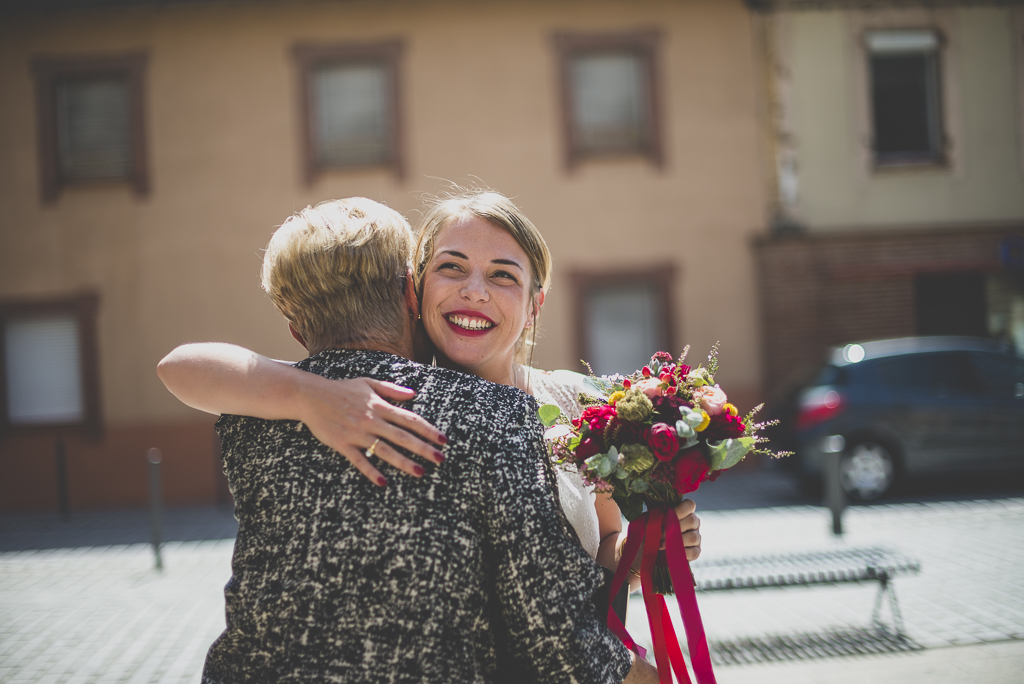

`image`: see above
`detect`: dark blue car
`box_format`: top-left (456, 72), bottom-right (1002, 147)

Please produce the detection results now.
top-left (792, 336), bottom-right (1024, 500)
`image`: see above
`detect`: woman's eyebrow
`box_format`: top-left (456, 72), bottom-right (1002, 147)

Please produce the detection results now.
top-left (491, 258), bottom-right (524, 271)
top-left (438, 250), bottom-right (523, 271)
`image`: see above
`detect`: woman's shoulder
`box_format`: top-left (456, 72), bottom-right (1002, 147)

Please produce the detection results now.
top-left (528, 368), bottom-right (604, 422)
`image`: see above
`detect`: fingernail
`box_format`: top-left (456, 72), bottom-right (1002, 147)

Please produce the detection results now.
top-left (437, 434), bottom-right (448, 445)
top-left (377, 476), bottom-right (388, 487)
top-left (434, 451), bottom-right (446, 463)
top-left (412, 464), bottom-right (425, 476)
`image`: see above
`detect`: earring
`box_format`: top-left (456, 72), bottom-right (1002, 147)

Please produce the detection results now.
top-left (525, 320), bottom-right (533, 330)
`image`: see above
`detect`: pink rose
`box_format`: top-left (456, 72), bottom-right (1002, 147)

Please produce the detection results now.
top-left (673, 449), bottom-right (710, 494)
top-left (646, 423), bottom-right (679, 462)
top-left (634, 377), bottom-right (664, 399)
top-left (693, 384), bottom-right (728, 416)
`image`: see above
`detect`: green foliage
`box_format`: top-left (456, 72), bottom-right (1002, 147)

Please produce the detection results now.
top-left (616, 389), bottom-right (653, 422)
top-left (620, 444), bottom-right (655, 472)
top-left (706, 436), bottom-right (755, 471)
top-left (537, 404), bottom-right (561, 427)
top-left (706, 341), bottom-right (721, 377)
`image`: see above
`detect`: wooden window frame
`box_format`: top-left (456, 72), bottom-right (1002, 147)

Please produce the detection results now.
top-left (569, 265), bottom-right (677, 370)
top-left (863, 28), bottom-right (948, 169)
top-left (0, 292), bottom-right (102, 437)
top-left (31, 52), bottom-right (149, 203)
top-left (293, 40), bottom-right (405, 184)
top-left (553, 30), bottom-right (665, 171)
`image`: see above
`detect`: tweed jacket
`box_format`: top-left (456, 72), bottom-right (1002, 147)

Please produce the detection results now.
top-left (201, 349), bottom-right (632, 684)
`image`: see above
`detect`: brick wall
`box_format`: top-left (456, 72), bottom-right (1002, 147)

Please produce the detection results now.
top-left (755, 225), bottom-right (1024, 399)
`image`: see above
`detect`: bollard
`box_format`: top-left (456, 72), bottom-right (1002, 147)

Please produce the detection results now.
top-left (147, 448), bottom-right (164, 571)
top-left (824, 451), bottom-right (846, 536)
top-left (55, 437), bottom-right (70, 522)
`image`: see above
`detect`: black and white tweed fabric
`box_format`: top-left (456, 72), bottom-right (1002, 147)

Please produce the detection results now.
top-left (201, 349), bottom-right (632, 684)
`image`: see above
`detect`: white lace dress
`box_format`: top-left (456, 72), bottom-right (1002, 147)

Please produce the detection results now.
top-left (529, 368), bottom-right (602, 560)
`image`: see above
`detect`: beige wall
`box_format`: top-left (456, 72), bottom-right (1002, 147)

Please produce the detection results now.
top-left (775, 6), bottom-right (1024, 229)
top-left (0, 0), bottom-right (767, 446)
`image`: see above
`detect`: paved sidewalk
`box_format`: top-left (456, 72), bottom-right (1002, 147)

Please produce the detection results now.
top-left (2, 497), bottom-right (1023, 682)
top-left (720, 639), bottom-right (1024, 684)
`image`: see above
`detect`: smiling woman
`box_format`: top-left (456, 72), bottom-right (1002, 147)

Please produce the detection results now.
top-left (415, 196), bottom-right (547, 391)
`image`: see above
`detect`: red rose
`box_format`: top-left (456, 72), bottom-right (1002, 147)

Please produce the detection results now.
top-left (574, 405), bottom-right (617, 433)
top-left (673, 449), bottom-right (710, 494)
top-left (575, 436), bottom-right (603, 459)
top-left (677, 364), bottom-right (692, 378)
top-left (646, 422), bottom-right (679, 462)
top-left (651, 395), bottom-right (692, 424)
top-left (702, 413), bottom-right (746, 441)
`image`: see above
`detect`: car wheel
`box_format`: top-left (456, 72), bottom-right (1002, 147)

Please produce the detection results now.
top-left (839, 442), bottom-right (895, 501)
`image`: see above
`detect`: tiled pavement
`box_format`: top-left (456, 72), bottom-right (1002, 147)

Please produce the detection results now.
top-left (0, 541), bottom-right (232, 684)
top-left (2, 497), bottom-right (1023, 682)
top-left (625, 497), bottom-right (1024, 652)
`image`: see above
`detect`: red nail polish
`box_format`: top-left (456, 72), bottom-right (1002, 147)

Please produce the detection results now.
top-left (435, 451), bottom-right (446, 463)
top-left (438, 434), bottom-right (448, 445)
top-left (377, 476), bottom-right (388, 487)
top-left (412, 464), bottom-right (425, 476)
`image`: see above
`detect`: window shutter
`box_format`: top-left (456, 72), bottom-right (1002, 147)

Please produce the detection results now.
top-left (314, 63), bottom-right (390, 166)
top-left (570, 52), bottom-right (648, 152)
top-left (4, 316), bottom-right (84, 425)
top-left (56, 76), bottom-right (132, 180)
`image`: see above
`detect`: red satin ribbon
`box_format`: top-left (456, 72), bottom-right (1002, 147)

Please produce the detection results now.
top-left (606, 508), bottom-right (717, 684)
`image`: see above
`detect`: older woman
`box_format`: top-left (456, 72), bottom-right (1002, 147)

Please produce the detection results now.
top-left (158, 190), bottom-right (700, 584)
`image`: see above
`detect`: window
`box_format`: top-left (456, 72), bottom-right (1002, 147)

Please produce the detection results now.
top-left (0, 294), bottom-right (101, 434)
top-left (571, 266), bottom-right (675, 376)
top-left (554, 31), bottom-right (663, 169)
top-left (294, 41), bottom-right (403, 182)
top-left (872, 353), bottom-right (947, 392)
top-left (866, 30), bottom-right (944, 165)
top-left (32, 53), bottom-right (148, 202)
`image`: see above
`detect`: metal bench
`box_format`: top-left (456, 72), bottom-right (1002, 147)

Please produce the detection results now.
top-left (694, 547), bottom-right (921, 635)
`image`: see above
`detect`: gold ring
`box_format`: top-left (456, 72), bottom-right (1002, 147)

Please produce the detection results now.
top-left (365, 438), bottom-right (380, 458)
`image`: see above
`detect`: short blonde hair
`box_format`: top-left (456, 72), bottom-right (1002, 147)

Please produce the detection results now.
top-left (261, 198), bottom-right (414, 355)
top-left (413, 190), bottom-right (552, 362)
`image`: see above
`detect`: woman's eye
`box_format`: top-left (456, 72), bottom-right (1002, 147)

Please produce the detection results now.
top-left (437, 262), bottom-right (463, 273)
top-left (492, 270), bottom-right (519, 283)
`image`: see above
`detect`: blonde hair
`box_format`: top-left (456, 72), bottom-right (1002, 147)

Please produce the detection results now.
top-left (261, 198), bottom-right (414, 355)
top-left (413, 189), bottom-right (552, 363)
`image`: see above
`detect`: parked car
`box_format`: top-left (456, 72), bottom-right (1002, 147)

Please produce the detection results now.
top-left (788, 336), bottom-right (1024, 500)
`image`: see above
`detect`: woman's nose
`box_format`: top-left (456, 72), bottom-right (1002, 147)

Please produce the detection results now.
top-left (461, 272), bottom-right (489, 301)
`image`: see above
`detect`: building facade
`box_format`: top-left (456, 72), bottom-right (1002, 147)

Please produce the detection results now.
top-left (0, 0), bottom-right (768, 512)
top-left (751, 0), bottom-right (1024, 394)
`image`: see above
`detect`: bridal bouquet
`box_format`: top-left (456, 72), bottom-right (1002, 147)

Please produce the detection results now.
top-left (539, 345), bottom-right (785, 684)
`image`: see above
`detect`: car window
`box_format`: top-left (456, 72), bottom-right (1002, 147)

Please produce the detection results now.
top-left (964, 352), bottom-right (1016, 399)
top-left (871, 352), bottom-right (949, 393)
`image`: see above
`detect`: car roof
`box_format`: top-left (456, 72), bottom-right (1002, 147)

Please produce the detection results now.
top-left (828, 336), bottom-right (1016, 367)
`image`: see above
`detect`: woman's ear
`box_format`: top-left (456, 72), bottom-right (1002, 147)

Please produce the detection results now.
top-left (288, 323), bottom-right (308, 350)
top-left (533, 289), bottom-right (546, 319)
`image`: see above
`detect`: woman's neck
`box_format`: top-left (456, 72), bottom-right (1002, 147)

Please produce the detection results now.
top-left (436, 354), bottom-right (531, 394)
